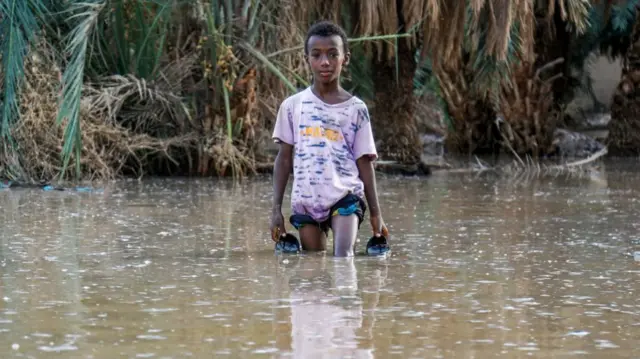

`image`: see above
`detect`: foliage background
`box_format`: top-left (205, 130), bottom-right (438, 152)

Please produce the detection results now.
top-left (1, 0), bottom-right (639, 183)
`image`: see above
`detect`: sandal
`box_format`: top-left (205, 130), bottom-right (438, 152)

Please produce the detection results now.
top-left (366, 235), bottom-right (390, 256)
top-left (274, 233), bottom-right (301, 254)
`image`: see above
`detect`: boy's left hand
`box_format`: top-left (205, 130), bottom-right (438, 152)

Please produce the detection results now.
top-left (370, 214), bottom-right (389, 238)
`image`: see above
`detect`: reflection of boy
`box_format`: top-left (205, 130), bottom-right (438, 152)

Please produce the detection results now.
top-left (288, 258), bottom-right (372, 358)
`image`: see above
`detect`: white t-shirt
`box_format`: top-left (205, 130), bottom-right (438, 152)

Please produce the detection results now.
top-left (272, 87), bottom-right (378, 222)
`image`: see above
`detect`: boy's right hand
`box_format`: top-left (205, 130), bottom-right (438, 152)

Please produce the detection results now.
top-left (370, 213), bottom-right (389, 238)
top-left (270, 210), bottom-right (286, 242)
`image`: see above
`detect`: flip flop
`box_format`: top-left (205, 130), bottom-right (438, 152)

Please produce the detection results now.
top-left (366, 234), bottom-right (390, 256)
top-left (274, 233), bottom-right (301, 254)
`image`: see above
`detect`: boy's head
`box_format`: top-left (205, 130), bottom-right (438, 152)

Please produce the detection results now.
top-left (304, 21), bottom-right (350, 84)
top-left (304, 21), bottom-right (350, 55)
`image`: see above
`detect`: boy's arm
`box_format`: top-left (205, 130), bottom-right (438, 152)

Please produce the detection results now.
top-left (270, 98), bottom-right (295, 236)
top-left (352, 104), bottom-right (384, 224)
top-left (356, 156), bottom-right (380, 217)
top-left (272, 143), bottom-right (293, 212)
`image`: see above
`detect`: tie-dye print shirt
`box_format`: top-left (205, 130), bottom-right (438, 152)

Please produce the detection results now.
top-left (272, 87), bottom-right (378, 222)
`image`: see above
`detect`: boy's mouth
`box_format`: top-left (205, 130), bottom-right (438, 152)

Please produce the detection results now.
top-left (319, 71), bottom-right (333, 78)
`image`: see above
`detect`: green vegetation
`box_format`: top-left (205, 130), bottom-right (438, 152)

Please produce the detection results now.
top-left (1, 0), bottom-right (639, 183)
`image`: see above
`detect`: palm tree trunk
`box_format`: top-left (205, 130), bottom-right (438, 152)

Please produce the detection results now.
top-left (499, 59), bottom-right (558, 158)
top-left (434, 63), bottom-right (498, 156)
top-left (608, 9), bottom-right (640, 156)
top-left (369, 15), bottom-right (421, 164)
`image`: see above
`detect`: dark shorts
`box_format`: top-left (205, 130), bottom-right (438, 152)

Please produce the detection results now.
top-left (289, 193), bottom-right (367, 235)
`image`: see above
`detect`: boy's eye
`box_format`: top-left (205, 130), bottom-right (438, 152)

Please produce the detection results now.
top-left (308, 51), bottom-right (339, 60)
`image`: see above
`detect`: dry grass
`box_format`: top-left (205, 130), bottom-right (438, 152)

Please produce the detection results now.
top-left (497, 58), bottom-right (564, 157)
top-left (1, 41), bottom-right (198, 183)
top-left (205, 133), bottom-right (255, 178)
top-left (0, 33), bottom-right (267, 183)
top-left (439, 146), bottom-right (607, 186)
top-left (1, 0), bottom-right (615, 183)
top-left (422, 0), bottom-right (605, 159)
top-left (498, 145), bottom-right (607, 178)
top-left (422, 0), bottom-right (591, 67)
top-left (435, 65), bottom-right (498, 154)
top-left (252, 0), bottom-right (309, 153)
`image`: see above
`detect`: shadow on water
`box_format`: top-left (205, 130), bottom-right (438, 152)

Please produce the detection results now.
top-left (1, 159), bottom-right (639, 358)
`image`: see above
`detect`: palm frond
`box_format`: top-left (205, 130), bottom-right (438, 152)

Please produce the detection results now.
top-left (131, 0), bottom-right (174, 78)
top-left (0, 0), bottom-right (48, 140)
top-left (598, 0), bottom-right (640, 58)
top-left (56, 0), bottom-right (106, 179)
top-left (556, 0), bottom-right (640, 107)
top-left (342, 43), bottom-right (374, 100)
top-left (86, 71), bottom-right (190, 134)
top-left (239, 42), bottom-right (297, 92)
top-left (422, 1), bottom-right (466, 69)
top-left (558, 0), bottom-right (592, 34)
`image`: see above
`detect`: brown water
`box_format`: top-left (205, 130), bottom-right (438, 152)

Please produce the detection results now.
top-left (1, 160), bottom-right (639, 358)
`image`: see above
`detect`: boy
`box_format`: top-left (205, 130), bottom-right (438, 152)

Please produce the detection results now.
top-left (270, 20), bottom-right (389, 257)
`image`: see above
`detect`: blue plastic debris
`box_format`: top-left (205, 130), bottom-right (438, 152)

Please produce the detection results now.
top-left (0, 181), bottom-right (102, 192)
top-left (74, 187), bottom-right (94, 192)
top-left (41, 185), bottom-right (102, 193)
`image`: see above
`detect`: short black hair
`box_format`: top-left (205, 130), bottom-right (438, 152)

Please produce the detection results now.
top-left (304, 20), bottom-right (350, 55)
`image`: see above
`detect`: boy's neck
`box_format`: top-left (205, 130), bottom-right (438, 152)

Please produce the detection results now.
top-left (311, 80), bottom-right (340, 98)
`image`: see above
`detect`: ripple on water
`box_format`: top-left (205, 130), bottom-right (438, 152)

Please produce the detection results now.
top-left (136, 334), bottom-right (167, 341)
top-left (2, 174), bottom-right (640, 357)
top-left (595, 339), bottom-right (620, 349)
top-left (38, 343), bottom-right (78, 352)
top-left (566, 330), bottom-right (590, 337)
top-left (135, 353), bottom-right (156, 358)
top-left (140, 308), bottom-right (179, 313)
top-left (252, 347), bottom-right (279, 354)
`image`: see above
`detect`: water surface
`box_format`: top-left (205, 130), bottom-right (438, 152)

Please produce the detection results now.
top-left (1, 160), bottom-right (639, 358)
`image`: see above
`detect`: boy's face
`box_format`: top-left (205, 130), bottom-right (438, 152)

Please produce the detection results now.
top-left (305, 35), bottom-right (350, 85)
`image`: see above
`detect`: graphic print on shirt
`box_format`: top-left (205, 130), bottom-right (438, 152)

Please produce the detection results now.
top-left (272, 88), bottom-right (377, 222)
top-left (293, 99), bottom-right (358, 208)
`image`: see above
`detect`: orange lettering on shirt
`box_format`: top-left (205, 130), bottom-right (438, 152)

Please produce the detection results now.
top-left (299, 127), bottom-right (344, 142)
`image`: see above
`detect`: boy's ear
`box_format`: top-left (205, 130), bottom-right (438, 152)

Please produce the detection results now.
top-left (343, 52), bottom-right (351, 66)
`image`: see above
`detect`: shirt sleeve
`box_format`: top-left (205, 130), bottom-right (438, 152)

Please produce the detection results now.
top-left (272, 98), bottom-right (294, 145)
top-left (352, 103), bottom-right (378, 161)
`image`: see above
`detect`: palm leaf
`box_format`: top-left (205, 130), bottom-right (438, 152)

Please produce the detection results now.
top-left (239, 42), bottom-right (297, 93)
top-left (132, 0), bottom-right (173, 78)
top-left (55, 0), bottom-right (105, 180)
top-left (0, 0), bottom-right (49, 140)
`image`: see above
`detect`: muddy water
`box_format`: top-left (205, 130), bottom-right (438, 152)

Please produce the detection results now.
top-left (1, 160), bottom-right (639, 358)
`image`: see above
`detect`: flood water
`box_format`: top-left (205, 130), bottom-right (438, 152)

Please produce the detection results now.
top-left (1, 160), bottom-right (639, 358)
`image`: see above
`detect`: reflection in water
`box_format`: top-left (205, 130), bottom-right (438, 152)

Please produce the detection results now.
top-left (277, 256), bottom-right (382, 358)
top-left (1, 160), bottom-right (640, 358)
